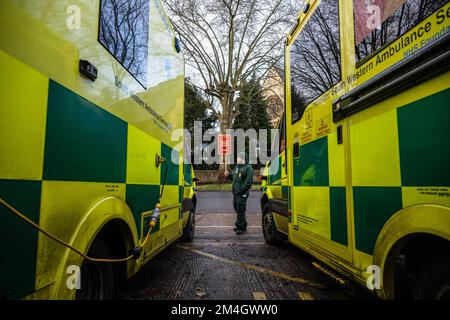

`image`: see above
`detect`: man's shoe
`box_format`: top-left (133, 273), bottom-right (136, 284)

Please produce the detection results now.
top-left (234, 227), bottom-right (247, 232)
top-left (236, 229), bottom-right (244, 235)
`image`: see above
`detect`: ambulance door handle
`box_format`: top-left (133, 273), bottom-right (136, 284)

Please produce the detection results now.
top-left (337, 125), bottom-right (343, 145)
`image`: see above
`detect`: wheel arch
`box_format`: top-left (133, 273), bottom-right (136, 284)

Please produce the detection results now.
top-left (373, 204), bottom-right (450, 299)
top-left (52, 196), bottom-right (139, 299)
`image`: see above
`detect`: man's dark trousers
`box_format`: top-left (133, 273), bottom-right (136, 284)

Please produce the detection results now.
top-left (233, 195), bottom-right (248, 231)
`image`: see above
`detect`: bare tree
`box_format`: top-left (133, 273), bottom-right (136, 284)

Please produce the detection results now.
top-left (164, 0), bottom-right (302, 173)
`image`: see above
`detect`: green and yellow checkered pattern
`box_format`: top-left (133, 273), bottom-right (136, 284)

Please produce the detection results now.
top-left (292, 135), bottom-right (348, 247)
top-left (0, 51), bottom-right (183, 299)
top-left (291, 88), bottom-right (450, 255)
top-left (350, 88), bottom-right (450, 254)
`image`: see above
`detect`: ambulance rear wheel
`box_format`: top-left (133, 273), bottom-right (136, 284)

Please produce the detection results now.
top-left (412, 255), bottom-right (450, 300)
top-left (181, 202), bottom-right (196, 242)
top-left (262, 204), bottom-right (284, 246)
top-left (76, 239), bottom-right (114, 300)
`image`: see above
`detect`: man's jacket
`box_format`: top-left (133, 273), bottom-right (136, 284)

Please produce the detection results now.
top-left (229, 164), bottom-right (254, 197)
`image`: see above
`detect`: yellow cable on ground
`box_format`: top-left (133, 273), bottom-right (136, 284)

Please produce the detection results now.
top-left (0, 198), bottom-right (153, 263)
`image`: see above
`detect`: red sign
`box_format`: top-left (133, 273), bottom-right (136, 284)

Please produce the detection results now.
top-left (218, 134), bottom-right (232, 156)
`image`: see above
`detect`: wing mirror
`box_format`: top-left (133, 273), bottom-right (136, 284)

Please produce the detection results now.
top-left (174, 37), bottom-right (183, 53)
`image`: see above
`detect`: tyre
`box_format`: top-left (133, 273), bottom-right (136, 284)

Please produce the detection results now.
top-left (262, 204), bottom-right (285, 246)
top-left (412, 255), bottom-right (450, 300)
top-left (181, 202), bottom-right (196, 242)
top-left (76, 238), bottom-right (114, 300)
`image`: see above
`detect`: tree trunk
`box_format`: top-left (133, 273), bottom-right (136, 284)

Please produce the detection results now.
top-left (218, 97), bottom-right (232, 182)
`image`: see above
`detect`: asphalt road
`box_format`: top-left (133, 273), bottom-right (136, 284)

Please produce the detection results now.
top-left (116, 191), bottom-right (374, 300)
top-left (195, 191), bottom-right (261, 214)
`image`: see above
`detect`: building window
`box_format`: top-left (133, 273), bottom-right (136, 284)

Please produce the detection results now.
top-left (99, 0), bottom-right (150, 87)
top-left (354, 0), bottom-right (448, 64)
top-left (290, 0), bottom-right (341, 124)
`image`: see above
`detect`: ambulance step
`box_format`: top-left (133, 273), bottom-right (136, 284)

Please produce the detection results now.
top-left (312, 261), bottom-right (348, 286)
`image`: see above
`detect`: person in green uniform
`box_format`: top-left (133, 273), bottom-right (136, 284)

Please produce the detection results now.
top-left (225, 152), bottom-right (254, 235)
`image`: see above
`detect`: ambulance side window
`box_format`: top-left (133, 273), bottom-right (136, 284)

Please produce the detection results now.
top-left (98, 0), bottom-right (150, 88)
top-left (290, 0), bottom-right (341, 124)
top-left (354, 0), bottom-right (448, 64)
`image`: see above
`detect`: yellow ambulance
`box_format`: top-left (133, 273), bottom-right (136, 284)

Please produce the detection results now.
top-left (262, 0), bottom-right (450, 299)
top-left (0, 0), bottom-right (197, 300)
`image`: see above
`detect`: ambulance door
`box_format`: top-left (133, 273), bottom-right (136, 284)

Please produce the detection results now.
top-left (268, 115), bottom-right (289, 235)
top-left (288, 0), bottom-right (353, 264)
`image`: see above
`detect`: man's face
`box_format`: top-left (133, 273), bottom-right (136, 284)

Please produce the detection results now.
top-left (237, 156), bottom-right (245, 165)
